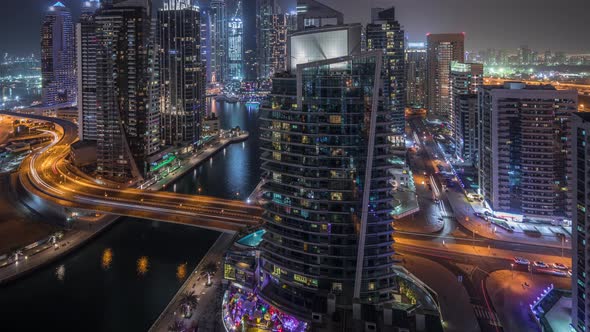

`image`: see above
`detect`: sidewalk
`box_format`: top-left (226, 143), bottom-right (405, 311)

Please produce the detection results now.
top-left (0, 214), bottom-right (117, 285)
top-left (149, 233), bottom-right (236, 332)
top-left (145, 132), bottom-right (249, 192)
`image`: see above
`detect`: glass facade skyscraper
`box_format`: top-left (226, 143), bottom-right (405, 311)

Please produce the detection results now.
top-left (94, 0), bottom-right (160, 181)
top-left (258, 50), bottom-right (436, 328)
top-left (227, 18), bottom-right (244, 81)
top-left (210, 0), bottom-right (227, 82)
top-left (41, 2), bottom-right (77, 107)
top-left (158, 0), bottom-right (205, 148)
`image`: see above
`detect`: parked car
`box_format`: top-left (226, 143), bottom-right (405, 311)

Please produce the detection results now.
top-left (533, 261), bottom-right (549, 268)
top-left (513, 257), bottom-right (530, 265)
top-left (552, 263), bottom-right (568, 270)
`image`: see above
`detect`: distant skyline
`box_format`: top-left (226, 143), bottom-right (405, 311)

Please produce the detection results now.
top-left (1, 0), bottom-right (589, 56)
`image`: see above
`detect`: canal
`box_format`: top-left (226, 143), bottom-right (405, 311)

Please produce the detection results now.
top-left (0, 101), bottom-right (262, 331)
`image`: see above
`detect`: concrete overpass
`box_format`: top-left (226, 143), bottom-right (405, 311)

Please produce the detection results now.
top-left (2, 111), bottom-right (263, 233)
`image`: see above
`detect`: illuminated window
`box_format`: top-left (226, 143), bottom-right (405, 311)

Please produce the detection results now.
top-left (302, 135), bottom-right (310, 144)
top-left (294, 274), bottom-right (308, 284)
top-left (368, 282), bottom-right (375, 291)
top-left (332, 282), bottom-right (342, 292)
top-left (329, 115), bottom-right (342, 124)
top-left (273, 152), bottom-right (281, 161)
top-left (331, 192), bottom-right (343, 201)
top-left (273, 265), bottom-right (282, 277)
top-left (224, 264), bottom-right (236, 280)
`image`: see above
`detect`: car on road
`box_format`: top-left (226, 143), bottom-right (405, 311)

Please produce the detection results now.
top-left (533, 261), bottom-right (549, 268)
top-left (547, 269), bottom-right (568, 277)
top-left (484, 211), bottom-right (493, 217)
top-left (552, 263), bottom-right (568, 270)
top-left (568, 269), bottom-right (573, 277)
top-left (513, 257), bottom-right (530, 265)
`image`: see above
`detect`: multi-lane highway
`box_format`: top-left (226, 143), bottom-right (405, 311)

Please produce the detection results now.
top-left (2, 111), bottom-right (263, 233)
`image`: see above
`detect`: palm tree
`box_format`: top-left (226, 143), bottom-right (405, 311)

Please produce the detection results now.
top-left (168, 320), bottom-right (184, 332)
top-left (203, 261), bottom-right (217, 273)
top-left (179, 291), bottom-right (198, 309)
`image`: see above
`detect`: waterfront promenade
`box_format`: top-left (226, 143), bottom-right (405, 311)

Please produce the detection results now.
top-left (149, 233), bottom-right (236, 332)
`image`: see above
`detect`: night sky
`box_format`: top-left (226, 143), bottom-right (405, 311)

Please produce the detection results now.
top-left (1, 0), bottom-right (588, 56)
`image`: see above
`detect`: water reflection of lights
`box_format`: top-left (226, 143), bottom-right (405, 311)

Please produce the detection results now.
top-left (56, 264), bottom-right (65, 281)
top-left (101, 248), bottom-right (113, 270)
top-left (137, 256), bottom-right (149, 276)
top-left (176, 263), bottom-right (187, 281)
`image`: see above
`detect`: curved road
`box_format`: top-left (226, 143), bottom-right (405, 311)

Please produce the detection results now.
top-left (2, 111), bottom-right (262, 233)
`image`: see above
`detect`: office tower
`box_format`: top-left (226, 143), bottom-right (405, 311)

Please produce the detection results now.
top-left (227, 18), bottom-right (244, 81)
top-left (366, 7), bottom-right (405, 134)
top-left (450, 61), bottom-right (483, 165)
top-left (426, 33), bottom-right (464, 119)
top-left (94, 0), bottom-right (160, 181)
top-left (406, 42), bottom-right (427, 108)
top-left (478, 82), bottom-right (577, 222)
top-left (572, 112), bottom-right (590, 332)
top-left (256, 0), bottom-right (277, 79)
top-left (41, 2), bottom-right (76, 106)
top-left (210, 0), bottom-right (227, 82)
top-left (158, 0), bottom-right (205, 149)
top-left (77, 0), bottom-right (101, 141)
top-left (295, 0), bottom-right (343, 29)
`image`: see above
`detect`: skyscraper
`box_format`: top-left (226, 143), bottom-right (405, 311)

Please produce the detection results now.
top-left (268, 14), bottom-right (288, 75)
top-left (405, 42), bottom-right (427, 108)
top-left (479, 82), bottom-right (577, 222)
top-left (572, 112), bottom-right (590, 332)
top-left (227, 17), bottom-right (244, 81)
top-left (450, 61), bottom-right (483, 164)
top-left (256, 0), bottom-right (278, 79)
top-left (76, 0), bottom-right (101, 141)
top-left (366, 7), bottom-right (406, 135)
top-left (426, 33), bottom-right (465, 119)
top-left (258, 12), bottom-right (435, 327)
top-left (94, 0), bottom-right (160, 181)
top-left (158, 0), bottom-right (205, 149)
top-left (210, 0), bottom-right (227, 83)
top-left (199, 8), bottom-right (212, 82)
top-left (41, 2), bottom-right (76, 107)
top-left (259, 50), bottom-right (438, 330)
